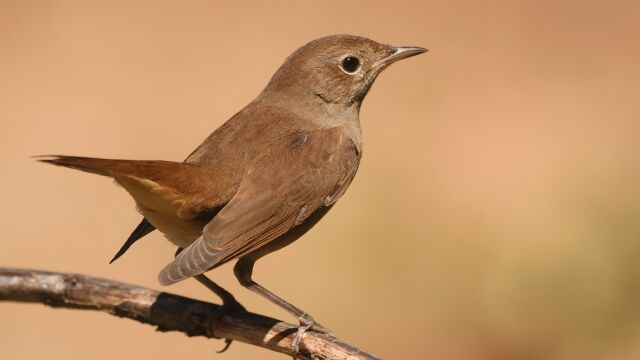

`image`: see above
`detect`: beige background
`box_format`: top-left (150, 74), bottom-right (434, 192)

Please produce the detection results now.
top-left (1, 1), bottom-right (640, 359)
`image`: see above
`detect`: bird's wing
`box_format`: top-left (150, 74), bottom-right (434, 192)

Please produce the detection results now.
top-left (158, 128), bottom-right (360, 285)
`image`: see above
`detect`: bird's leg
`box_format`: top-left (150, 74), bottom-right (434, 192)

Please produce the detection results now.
top-left (233, 259), bottom-right (332, 359)
top-left (175, 248), bottom-right (245, 353)
top-left (193, 274), bottom-right (246, 353)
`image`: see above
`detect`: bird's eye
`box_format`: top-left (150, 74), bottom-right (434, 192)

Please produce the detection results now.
top-left (341, 56), bottom-right (361, 74)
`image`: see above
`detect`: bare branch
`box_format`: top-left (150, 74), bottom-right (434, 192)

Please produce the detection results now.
top-left (0, 267), bottom-right (379, 360)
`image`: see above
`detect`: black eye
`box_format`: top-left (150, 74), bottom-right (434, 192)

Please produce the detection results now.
top-left (341, 56), bottom-right (360, 73)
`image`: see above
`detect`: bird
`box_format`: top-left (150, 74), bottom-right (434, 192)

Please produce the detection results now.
top-left (38, 34), bottom-right (426, 356)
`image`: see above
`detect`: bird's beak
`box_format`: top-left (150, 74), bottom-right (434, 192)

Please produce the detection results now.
top-left (372, 46), bottom-right (428, 68)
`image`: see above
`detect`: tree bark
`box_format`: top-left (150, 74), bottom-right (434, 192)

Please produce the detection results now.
top-left (0, 267), bottom-right (379, 360)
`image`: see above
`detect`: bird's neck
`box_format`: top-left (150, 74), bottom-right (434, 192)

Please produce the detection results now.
top-left (256, 87), bottom-right (361, 129)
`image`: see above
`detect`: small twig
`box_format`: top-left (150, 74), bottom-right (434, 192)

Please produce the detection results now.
top-left (0, 267), bottom-right (379, 360)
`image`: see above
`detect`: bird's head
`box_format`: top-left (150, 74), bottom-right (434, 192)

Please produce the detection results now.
top-left (263, 35), bottom-right (427, 108)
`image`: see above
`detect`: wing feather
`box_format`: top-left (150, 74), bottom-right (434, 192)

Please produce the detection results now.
top-left (158, 128), bottom-right (359, 285)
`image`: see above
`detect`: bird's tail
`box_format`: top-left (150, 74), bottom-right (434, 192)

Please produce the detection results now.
top-left (35, 155), bottom-right (139, 177)
top-left (36, 155), bottom-right (212, 219)
top-left (35, 155), bottom-right (201, 182)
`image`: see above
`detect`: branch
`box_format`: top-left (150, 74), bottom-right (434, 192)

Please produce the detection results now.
top-left (0, 267), bottom-right (379, 360)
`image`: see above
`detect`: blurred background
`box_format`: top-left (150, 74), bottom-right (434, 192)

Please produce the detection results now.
top-left (1, 1), bottom-right (639, 359)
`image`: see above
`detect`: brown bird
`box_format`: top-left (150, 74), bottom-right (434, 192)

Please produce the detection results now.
top-left (39, 34), bottom-right (426, 355)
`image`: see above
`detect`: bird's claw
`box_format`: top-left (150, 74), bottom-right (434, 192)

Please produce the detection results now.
top-left (216, 338), bottom-right (233, 353)
top-left (209, 300), bottom-right (247, 353)
top-left (291, 314), bottom-right (334, 359)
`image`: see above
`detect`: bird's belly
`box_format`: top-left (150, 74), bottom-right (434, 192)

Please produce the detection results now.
top-left (241, 205), bottom-right (334, 262)
top-left (142, 211), bottom-right (205, 249)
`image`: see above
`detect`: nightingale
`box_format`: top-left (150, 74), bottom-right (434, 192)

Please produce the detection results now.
top-left (39, 34), bottom-right (426, 355)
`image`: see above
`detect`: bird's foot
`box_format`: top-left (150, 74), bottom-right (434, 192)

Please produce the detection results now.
top-left (208, 299), bottom-right (247, 353)
top-left (291, 313), bottom-right (334, 359)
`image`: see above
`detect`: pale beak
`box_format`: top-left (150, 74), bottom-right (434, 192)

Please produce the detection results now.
top-left (372, 46), bottom-right (428, 68)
